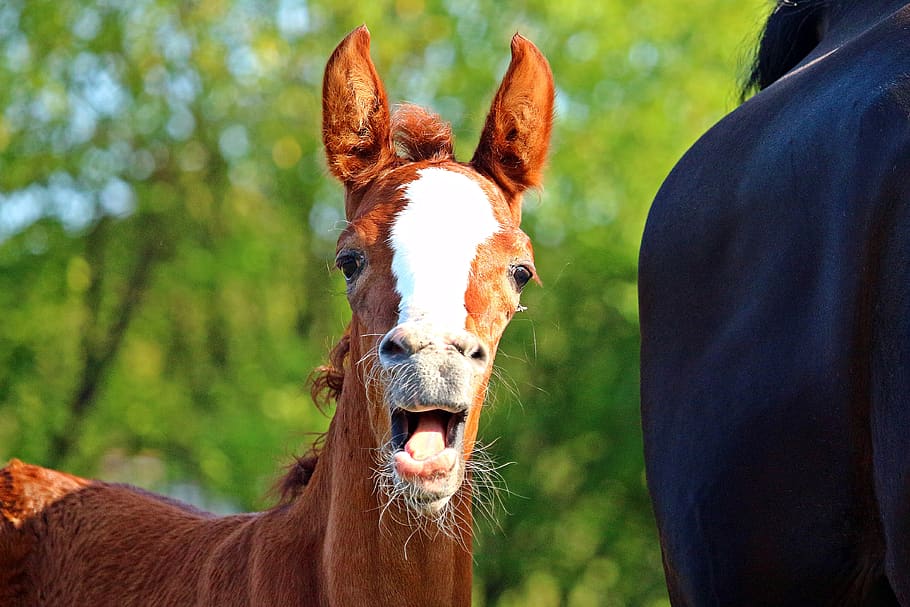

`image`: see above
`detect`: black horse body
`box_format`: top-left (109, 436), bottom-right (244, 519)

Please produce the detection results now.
top-left (640, 1), bottom-right (910, 604)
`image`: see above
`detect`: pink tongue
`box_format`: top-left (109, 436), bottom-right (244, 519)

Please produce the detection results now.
top-left (405, 412), bottom-right (447, 461)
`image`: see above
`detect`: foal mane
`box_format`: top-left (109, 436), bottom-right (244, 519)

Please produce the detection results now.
top-left (392, 103), bottom-right (455, 162)
top-left (741, 0), bottom-right (830, 100)
top-left (310, 330), bottom-right (351, 411)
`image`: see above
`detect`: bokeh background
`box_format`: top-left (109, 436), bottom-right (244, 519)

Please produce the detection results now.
top-left (0, 1), bottom-right (771, 604)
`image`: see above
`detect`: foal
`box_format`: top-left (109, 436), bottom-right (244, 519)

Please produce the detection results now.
top-left (0, 26), bottom-right (553, 606)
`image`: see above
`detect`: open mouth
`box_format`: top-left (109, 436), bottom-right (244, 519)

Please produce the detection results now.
top-left (389, 408), bottom-right (467, 483)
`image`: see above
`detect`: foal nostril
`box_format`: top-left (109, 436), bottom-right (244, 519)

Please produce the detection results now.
top-left (379, 332), bottom-right (412, 364)
top-left (452, 334), bottom-right (489, 366)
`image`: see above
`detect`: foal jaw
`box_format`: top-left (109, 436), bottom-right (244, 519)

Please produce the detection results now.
top-left (372, 325), bottom-right (489, 514)
top-left (377, 393), bottom-right (477, 514)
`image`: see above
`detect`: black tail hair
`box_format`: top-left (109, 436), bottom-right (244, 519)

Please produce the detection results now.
top-left (741, 0), bottom-right (830, 101)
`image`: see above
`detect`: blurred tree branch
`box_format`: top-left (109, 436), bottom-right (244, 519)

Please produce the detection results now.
top-left (49, 216), bottom-right (162, 465)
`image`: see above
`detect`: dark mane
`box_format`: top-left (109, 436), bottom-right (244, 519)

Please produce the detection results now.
top-left (741, 0), bottom-right (831, 100)
top-left (274, 440), bottom-right (323, 505)
top-left (309, 329), bottom-right (351, 410)
top-left (391, 103), bottom-right (455, 162)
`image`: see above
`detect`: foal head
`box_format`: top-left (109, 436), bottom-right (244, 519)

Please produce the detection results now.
top-left (321, 27), bottom-right (553, 517)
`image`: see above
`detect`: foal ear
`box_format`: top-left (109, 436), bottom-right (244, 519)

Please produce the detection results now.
top-left (471, 34), bottom-right (554, 220)
top-left (322, 26), bottom-right (396, 201)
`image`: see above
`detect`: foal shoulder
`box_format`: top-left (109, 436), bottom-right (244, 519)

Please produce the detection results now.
top-left (0, 459), bottom-right (92, 606)
top-left (1, 459), bottom-right (90, 528)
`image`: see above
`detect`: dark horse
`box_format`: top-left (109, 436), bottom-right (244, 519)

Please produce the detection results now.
top-left (640, 1), bottom-right (910, 605)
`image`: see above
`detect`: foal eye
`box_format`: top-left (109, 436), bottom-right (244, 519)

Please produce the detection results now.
top-left (336, 252), bottom-right (364, 282)
top-left (511, 264), bottom-right (534, 292)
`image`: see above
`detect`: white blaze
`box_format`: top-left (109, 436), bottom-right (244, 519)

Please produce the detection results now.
top-left (390, 167), bottom-right (501, 327)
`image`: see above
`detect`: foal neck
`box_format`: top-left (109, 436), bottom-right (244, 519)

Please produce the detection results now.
top-left (287, 326), bottom-right (473, 606)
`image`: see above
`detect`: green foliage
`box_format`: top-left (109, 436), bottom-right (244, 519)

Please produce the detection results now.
top-left (0, 0), bottom-right (769, 603)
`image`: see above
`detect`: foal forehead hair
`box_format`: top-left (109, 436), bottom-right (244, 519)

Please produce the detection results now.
top-left (389, 167), bottom-right (502, 326)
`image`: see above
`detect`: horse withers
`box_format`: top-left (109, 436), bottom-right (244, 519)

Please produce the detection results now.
top-left (0, 26), bottom-right (554, 607)
top-left (640, 1), bottom-right (910, 604)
